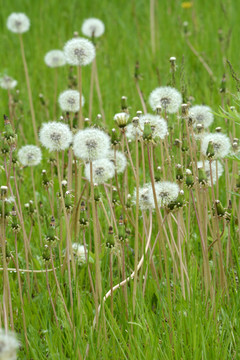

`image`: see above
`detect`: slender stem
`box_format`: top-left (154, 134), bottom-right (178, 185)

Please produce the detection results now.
top-left (19, 34), bottom-right (38, 144)
top-left (77, 66), bottom-right (83, 129)
top-left (132, 134), bottom-right (139, 314)
top-left (31, 167), bottom-right (42, 245)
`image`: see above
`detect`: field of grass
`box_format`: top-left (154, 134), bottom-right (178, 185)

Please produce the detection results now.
top-left (1, 0), bottom-right (240, 359)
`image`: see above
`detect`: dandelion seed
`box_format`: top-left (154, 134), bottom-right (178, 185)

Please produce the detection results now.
top-left (0, 329), bottom-right (19, 360)
top-left (18, 145), bottom-right (42, 166)
top-left (63, 38), bottom-right (96, 66)
top-left (84, 159), bottom-right (115, 184)
top-left (73, 128), bottom-right (111, 161)
top-left (149, 86), bottom-right (182, 113)
top-left (133, 183), bottom-right (155, 211)
top-left (107, 150), bottom-right (127, 173)
top-left (44, 50), bottom-right (66, 68)
top-left (155, 181), bottom-right (180, 207)
top-left (197, 160), bottom-right (224, 184)
top-left (39, 121), bottom-right (72, 152)
top-left (189, 105), bottom-right (214, 128)
top-left (58, 90), bottom-right (84, 112)
top-left (82, 18), bottom-right (105, 38)
top-left (201, 133), bottom-right (231, 159)
top-left (0, 75), bottom-right (17, 90)
top-left (7, 13), bottom-right (30, 33)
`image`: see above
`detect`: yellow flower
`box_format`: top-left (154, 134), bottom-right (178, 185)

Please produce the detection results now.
top-left (181, 2), bottom-right (193, 9)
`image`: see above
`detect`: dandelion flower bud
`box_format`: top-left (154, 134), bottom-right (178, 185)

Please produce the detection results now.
top-left (58, 90), bottom-right (84, 112)
top-left (189, 105), bottom-right (214, 128)
top-left (107, 150), bottom-right (127, 173)
top-left (39, 121), bottom-right (73, 152)
top-left (73, 128), bottom-right (110, 161)
top-left (201, 133), bottom-right (231, 159)
top-left (44, 50), bottom-right (66, 68)
top-left (133, 183), bottom-right (155, 211)
top-left (149, 86), bottom-right (182, 113)
top-left (0, 329), bottom-right (19, 360)
top-left (81, 18), bottom-right (105, 38)
top-left (155, 181), bottom-right (180, 207)
top-left (18, 145), bottom-right (42, 166)
top-left (63, 37), bottom-right (96, 66)
top-left (197, 160), bottom-right (224, 185)
top-left (0, 75), bottom-right (17, 90)
top-left (114, 112), bottom-right (130, 128)
top-left (84, 159), bottom-right (115, 184)
top-left (7, 12), bottom-right (30, 33)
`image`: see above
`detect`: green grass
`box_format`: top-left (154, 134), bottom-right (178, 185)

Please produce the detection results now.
top-left (1, 0), bottom-right (240, 359)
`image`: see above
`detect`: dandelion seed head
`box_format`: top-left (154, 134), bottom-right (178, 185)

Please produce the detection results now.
top-left (125, 123), bottom-right (142, 140)
top-left (18, 145), bottom-right (42, 167)
top-left (189, 105), bottom-right (214, 128)
top-left (58, 90), bottom-right (84, 112)
top-left (84, 159), bottom-right (115, 184)
top-left (107, 150), bottom-right (127, 173)
top-left (201, 133), bottom-right (231, 159)
top-left (73, 128), bottom-right (111, 161)
top-left (82, 18), bottom-right (105, 38)
top-left (72, 243), bottom-right (86, 264)
top-left (0, 329), bottom-right (19, 360)
top-left (139, 114), bottom-right (168, 140)
top-left (197, 160), bottom-right (224, 185)
top-left (7, 13), bottom-right (30, 33)
top-left (0, 75), bottom-right (17, 90)
top-left (63, 37), bottom-right (95, 66)
top-left (133, 183), bottom-right (155, 211)
top-left (39, 121), bottom-right (73, 152)
top-left (155, 181), bottom-right (180, 207)
top-left (149, 86), bottom-right (182, 113)
top-left (44, 50), bottom-right (66, 68)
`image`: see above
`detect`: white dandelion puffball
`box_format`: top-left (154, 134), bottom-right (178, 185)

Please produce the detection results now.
top-left (197, 160), bottom-right (224, 185)
top-left (189, 105), bottom-right (214, 128)
top-left (84, 159), bottom-right (115, 184)
top-left (72, 243), bottom-right (86, 264)
top-left (0, 75), bottom-right (17, 90)
top-left (44, 50), bottom-right (66, 68)
top-left (108, 150), bottom-right (127, 173)
top-left (73, 128), bottom-right (111, 161)
top-left (133, 183), bottom-right (155, 211)
top-left (125, 123), bottom-right (142, 140)
top-left (139, 114), bottom-right (168, 140)
top-left (39, 121), bottom-right (73, 152)
top-left (58, 90), bottom-right (84, 112)
top-left (149, 86), bottom-right (182, 113)
top-left (18, 145), bottom-right (42, 166)
top-left (7, 13), bottom-right (30, 33)
top-left (82, 18), bottom-right (105, 38)
top-left (0, 329), bottom-right (19, 360)
top-left (201, 133), bottom-right (231, 159)
top-left (155, 181), bottom-right (180, 207)
top-left (63, 37), bottom-right (96, 66)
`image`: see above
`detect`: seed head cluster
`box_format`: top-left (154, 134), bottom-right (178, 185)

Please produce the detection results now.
top-left (44, 50), bottom-right (66, 68)
top-left (0, 75), bottom-right (17, 90)
top-left (201, 133), bottom-right (231, 159)
top-left (6, 12), bottom-right (30, 33)
top-left (63, 37), bottom-right (96, 66)
top-left (18, 145), bottom-right (42, 167)
top-left (39, 121), bottom-right (73, 152)
top-left (84, 158), bottom-right (115, 184)
top-left (149, 86), bottom-right (182, 113)
top-left (58, 90), bottom-right (84, 112)
top-left (82, 18), bottom-right (105, 38)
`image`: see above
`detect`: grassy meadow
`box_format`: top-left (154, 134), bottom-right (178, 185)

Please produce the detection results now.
top-left (1, 0), bottom-right (240, 359)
